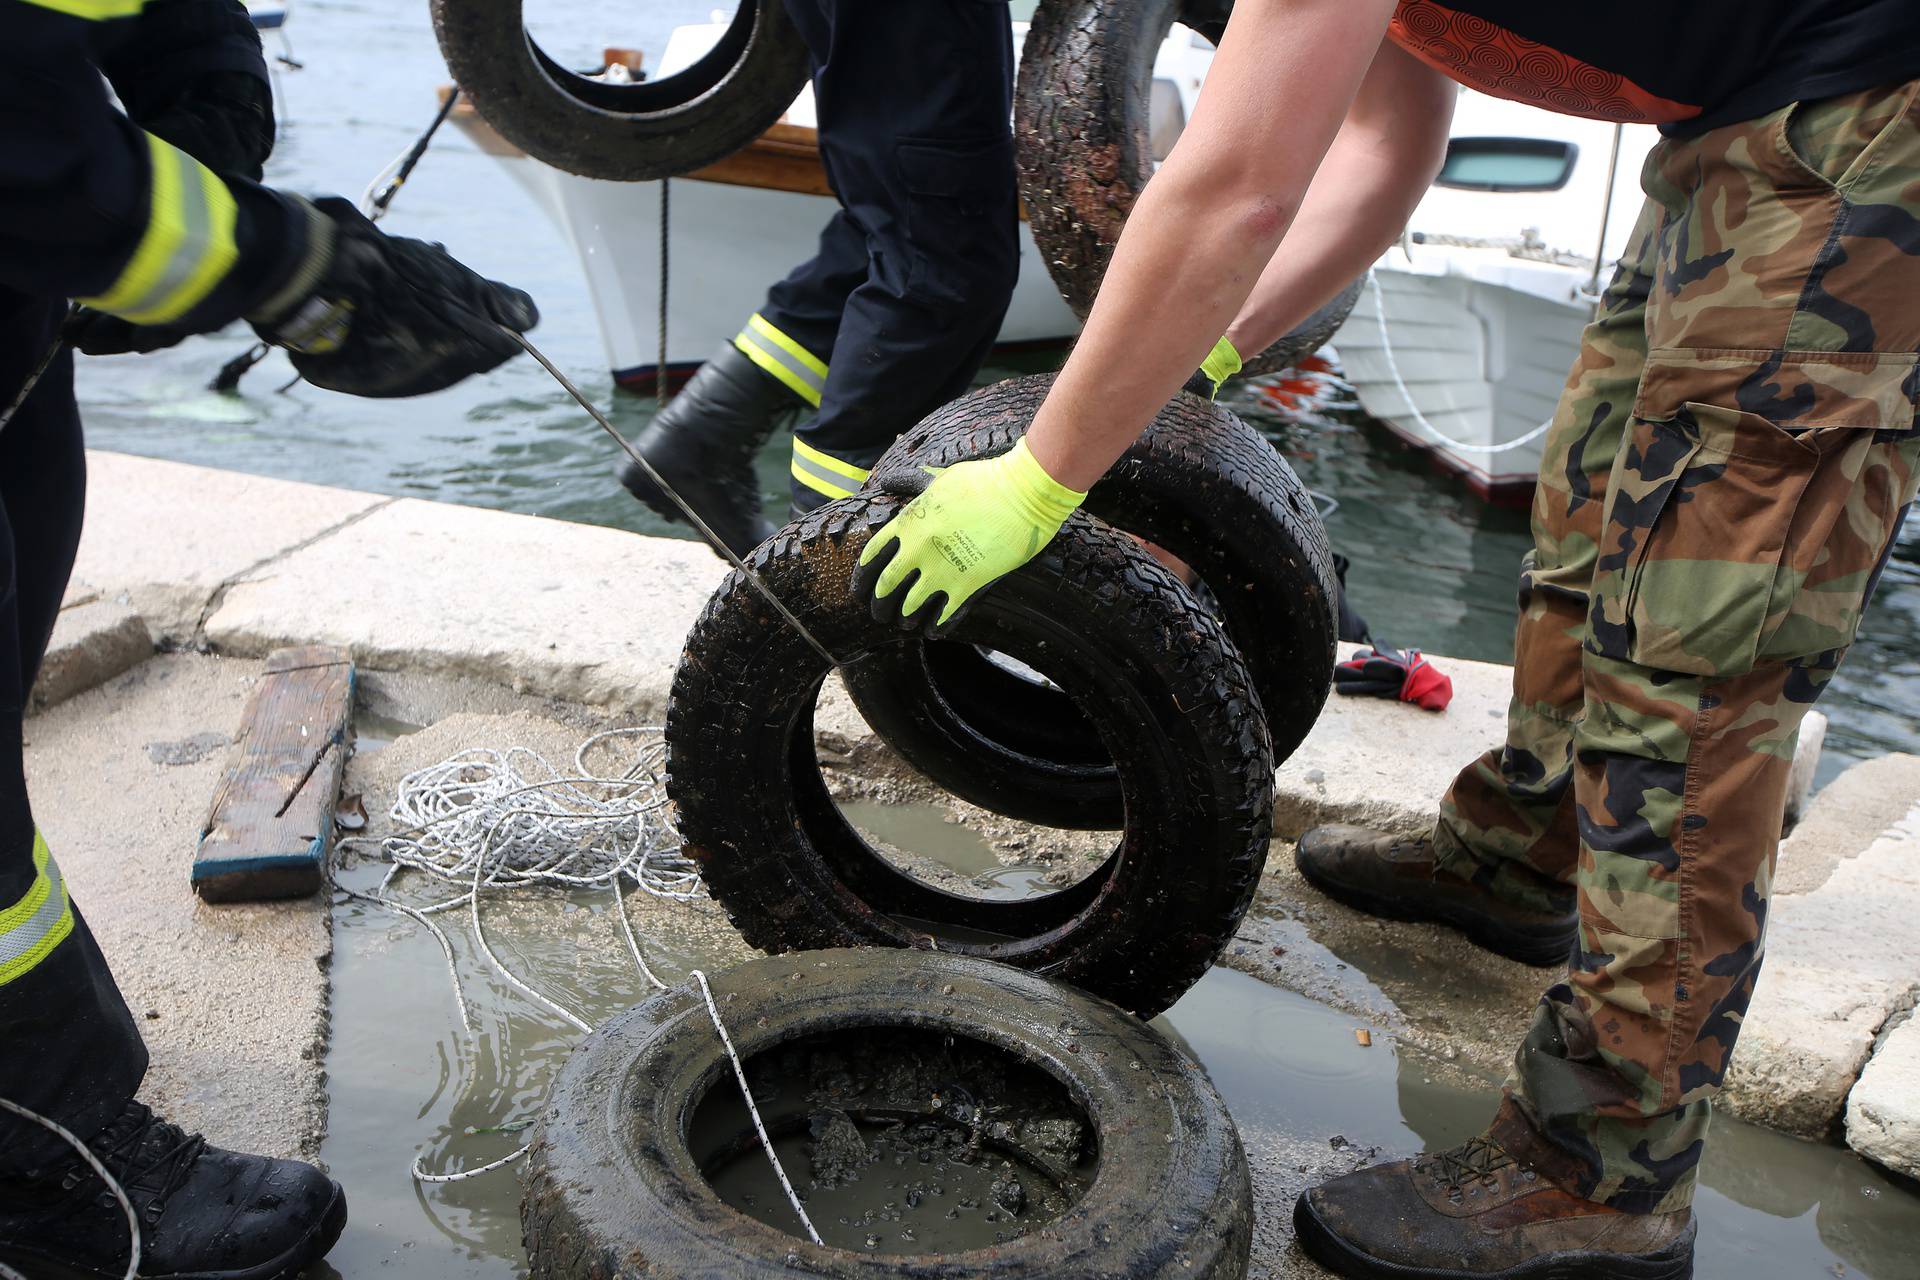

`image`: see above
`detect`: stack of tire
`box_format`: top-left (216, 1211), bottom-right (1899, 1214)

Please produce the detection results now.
top-left (444, 2), bottom-right (1349, 1274)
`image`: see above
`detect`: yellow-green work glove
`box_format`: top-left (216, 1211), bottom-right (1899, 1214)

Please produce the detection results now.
top-left (856, 438), bottom-right (1087, 631)
top-left (1180, 335), bottom-right (1242, 401)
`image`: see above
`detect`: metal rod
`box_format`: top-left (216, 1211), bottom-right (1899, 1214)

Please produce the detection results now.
top-left (501, 327), bottom-right (842, 668)
top-left (1588, 123), bottom-right (1625, 303)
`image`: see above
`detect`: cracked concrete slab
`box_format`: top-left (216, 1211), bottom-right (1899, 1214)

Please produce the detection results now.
top-left (204, 497), bottom-right (729, 715)
top-left (27, 597), bottom-right (152, 714)
top-left (71, 453), bottom-right (388, 642)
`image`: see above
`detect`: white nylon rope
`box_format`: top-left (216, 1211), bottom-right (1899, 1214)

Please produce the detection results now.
top-left (1364, 269), bottom-right (1556, 457)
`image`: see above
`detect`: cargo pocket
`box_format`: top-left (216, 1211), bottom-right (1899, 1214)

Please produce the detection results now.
top-left (1586, 348), bottom-right (1918, 677)
top-left (895, 136), bottom-right (1018, 308)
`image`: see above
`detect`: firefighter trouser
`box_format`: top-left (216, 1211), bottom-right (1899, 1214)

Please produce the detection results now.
top-left (0, 293), bottom-right (147, 1172)
top-left (745, 0), bottom-right (1020, 513)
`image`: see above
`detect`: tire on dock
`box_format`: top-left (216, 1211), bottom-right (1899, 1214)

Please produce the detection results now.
top-left (430, 0), bottom-right (808, 181)
top-left (842, 374), bottom-right (1337, 831)
top-left (1015, 0), bottom-right (1359, 374)
top-left (666, 496), bottom-right (1273, 1019)
top-left (523, 949), bottom-right (1253, 1278)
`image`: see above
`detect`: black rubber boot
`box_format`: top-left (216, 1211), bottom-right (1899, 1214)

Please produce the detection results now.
top-left (0, 1101), bottom-right (347, 1280)
top-left (616, 340), bottom-right (800, 558)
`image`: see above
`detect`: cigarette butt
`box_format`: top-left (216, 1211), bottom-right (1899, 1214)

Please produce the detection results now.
top-left (1354, 1028), bottom-right (1373, 1047)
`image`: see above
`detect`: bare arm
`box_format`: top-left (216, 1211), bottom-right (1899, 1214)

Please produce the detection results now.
top-left (1226, 41), bottom-right (1455, 356)
top-left (1024, 0), bottom-right (1405, 489)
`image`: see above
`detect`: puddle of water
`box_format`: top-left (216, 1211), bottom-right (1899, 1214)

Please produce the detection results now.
top-left (315, 827), bottom-right (1920, 1278)
top-left (1162, 967), bottom-right (1920, 1280)
top-left (837, 799), bottom-right (1057, 901)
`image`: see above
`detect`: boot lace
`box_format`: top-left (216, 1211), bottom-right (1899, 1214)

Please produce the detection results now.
top-left (74, 1102), bottom-right (208, 1224)
top-left (1418, 1136), bottom-right (1516, 1194)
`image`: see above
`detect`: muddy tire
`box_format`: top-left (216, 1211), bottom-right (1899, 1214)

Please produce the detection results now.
top-left (430, 0), bottom-right (809, 181)
top-left (667, 497), bottom-right (1273, 1018)
top-left (843, 374), bottom-right (1337, 831)
top-left (1015, 0), bottom-right (1357, 374)
top-left (523, 949), bottom-right (1253, 1279)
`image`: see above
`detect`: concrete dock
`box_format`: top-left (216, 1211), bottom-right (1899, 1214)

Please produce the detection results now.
top-left (27, 451), bottom-right (1920, 1275)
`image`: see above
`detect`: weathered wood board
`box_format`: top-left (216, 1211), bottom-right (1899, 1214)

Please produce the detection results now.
top-left (194, 645), bottom-right (355, 903)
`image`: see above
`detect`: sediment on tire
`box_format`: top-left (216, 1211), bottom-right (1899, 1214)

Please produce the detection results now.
top-left (1014, 0), bottom-right (1358, 373)
top-left (666, 496), bottom-right (1275, 1018)
top-left (524, 950), bottom-right (1255, 1278)
top-left (840, 373), bottom-right (1336, 830)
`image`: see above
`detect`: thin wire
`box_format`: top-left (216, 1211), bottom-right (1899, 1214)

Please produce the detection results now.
top-left (1364, 270), bottom-right (1555, 457)
top-left (0, 1097), bottom-right (140, 1280)
top-left (656, 177), bottom-right (670, 409)
top-left (502, 327), bottom-right (843, 668)
top-left (692, 970), bottom-right (823, 1246)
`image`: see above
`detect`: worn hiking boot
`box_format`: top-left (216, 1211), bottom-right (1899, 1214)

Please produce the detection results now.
top-left (1294, 1135), bottom-right (1695, 1279)
top-left (0, 1100), bottom-right (346, 1279)
top-left (1295, 825), bottom-right (1575, 966)
top-left (616, 339), bottom-right (798, 557)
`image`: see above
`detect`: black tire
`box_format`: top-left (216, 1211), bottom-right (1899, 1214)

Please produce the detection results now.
top-left (843, 375), bottom-right (1337, 831)
top-left (430, 0), bottom-right (810, 181)
top-left (666, 497), bottom-right (1273, 1018)
top-left (523, 949), bottom-right (1253, 1279)
top-left (1014, 0), bottom-right (1358, 374)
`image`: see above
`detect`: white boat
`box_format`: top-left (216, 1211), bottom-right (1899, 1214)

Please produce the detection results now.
top-left (457, 21), bottom-right (1655, 509)
top-left (450, 20), bottom-right (1213, 392)
top-left (1331, 93), bottom-right (1658, 505)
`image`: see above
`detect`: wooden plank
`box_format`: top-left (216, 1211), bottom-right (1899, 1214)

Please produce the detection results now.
top-left (193, 645), bottom-right (355, 903)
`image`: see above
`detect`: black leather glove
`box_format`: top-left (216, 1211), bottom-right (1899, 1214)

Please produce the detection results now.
top-left (248, 197), bottom-right (539, 398)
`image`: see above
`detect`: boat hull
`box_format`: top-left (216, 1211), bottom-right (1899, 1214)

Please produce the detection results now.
top-left (1332, 257), bottom-right (1594, 507)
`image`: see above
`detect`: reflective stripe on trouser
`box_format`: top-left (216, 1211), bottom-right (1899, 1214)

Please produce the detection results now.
top-left (77, 133), bottom-right (239, 326)
top-left (1431, 82), bottom-right (1920, 1213)
top-left (0, 831), bottom-right (74, 986)
top-left (732, 313), bottom-right (828, 408)
top-left (790, 437), bottom-right (870, 501)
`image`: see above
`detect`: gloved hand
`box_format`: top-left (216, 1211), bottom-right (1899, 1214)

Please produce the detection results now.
top-left (1334, 645), bottom-right (1454, 711)
top-left (249, 197), bottom-right (539, 398)
top-left (1180, 335), bottom-right (1243, 402)
top-left (64, 308), bottom-right (192, 358)
top-left (855, 438), bottom-right (1087, 632)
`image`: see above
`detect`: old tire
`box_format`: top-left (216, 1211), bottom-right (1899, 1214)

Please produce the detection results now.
top-left (523, 949), bottom-right (1253, 1279)
top-left (843, 374), bottom-right (1337, 831)
top-left (666, 497), bottom-right (1273, 1018)
top-left (1014, 0), bottom-right (1358, 374)
top-left (430, 0), bottom-right (809, 181)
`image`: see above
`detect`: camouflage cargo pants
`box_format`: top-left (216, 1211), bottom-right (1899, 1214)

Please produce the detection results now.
top-left (1430, 81), bottom-right (1920, 1213)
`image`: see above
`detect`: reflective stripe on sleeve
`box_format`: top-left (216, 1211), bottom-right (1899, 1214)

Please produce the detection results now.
top-left (733, 313), bottom-right (828, 408)
top-left (790, 437), bottom-right (870, 501)
top-left (16, 0), bottom-right (145, 17)
top-left (0, 832), bottom-right (76, 988)
top-left (78, 134), bottom-right (240, 326)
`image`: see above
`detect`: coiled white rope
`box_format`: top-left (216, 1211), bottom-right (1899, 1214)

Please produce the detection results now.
top-left (1364, 269), bottom-right (1556, 457)
top-left (340, 729), bottom-right (821, 1241)
top-left (0, 1097), bottom-right (139, 1280)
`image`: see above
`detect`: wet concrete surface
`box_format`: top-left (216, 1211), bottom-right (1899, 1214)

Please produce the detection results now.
top-left (313, 751), bottom-right (1920, 1280)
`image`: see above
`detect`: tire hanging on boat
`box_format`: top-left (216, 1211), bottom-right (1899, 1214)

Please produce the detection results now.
top-left (523, 949), bottom-right (1253, 1278)
top-left (841, 375), bottom-right (1338, 831)
top-left (429, 0), bottom-right (809, 181)
top-left (1016, 0), bottom-right (1359, 375)
top-left (666, 497), bottom-right (1274, 1019)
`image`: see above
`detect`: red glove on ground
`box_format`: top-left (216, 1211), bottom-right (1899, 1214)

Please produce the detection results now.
top-left (1333, 646), bottom-right (1453, 712)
